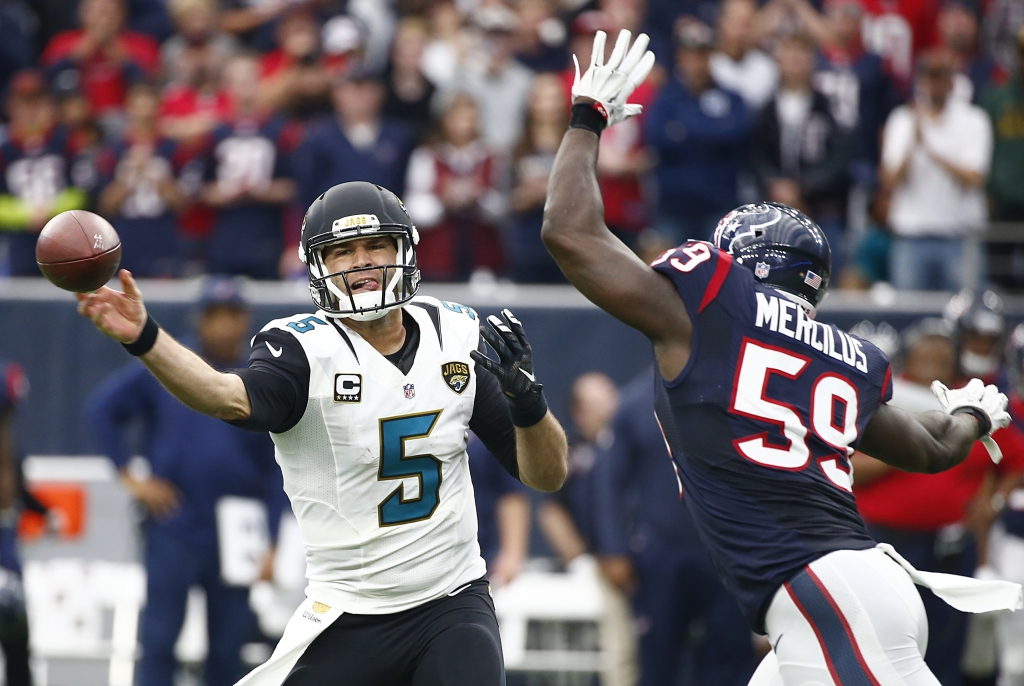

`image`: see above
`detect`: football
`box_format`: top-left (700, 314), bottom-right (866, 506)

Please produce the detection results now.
top-left (35, 210), bottom-right (122, 293)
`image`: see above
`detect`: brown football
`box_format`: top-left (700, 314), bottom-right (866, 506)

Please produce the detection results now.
top-left (35, 210), bottom-right (122, 292)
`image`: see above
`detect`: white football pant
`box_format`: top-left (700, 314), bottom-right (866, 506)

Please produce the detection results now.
top-left (748, 547), bottom-right (939, 686)
top-left (991, 526), bottom-right (1024, 686)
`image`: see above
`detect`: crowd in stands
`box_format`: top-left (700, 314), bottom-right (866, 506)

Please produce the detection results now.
top-left (0, 0), bottom-right (1022, 289)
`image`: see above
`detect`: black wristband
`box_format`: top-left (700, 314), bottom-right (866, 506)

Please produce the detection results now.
top-left (509, 391), bottom-right (549, 428)
top-left (122, 314), bottom-right (160, 357)
top-left (569, 103), bottom-right (608, 136)
top-left (952, 406), bottom-right (992, 437)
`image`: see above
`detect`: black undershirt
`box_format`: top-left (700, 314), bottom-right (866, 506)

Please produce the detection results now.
top-left (230, 311), bottom-right (520, 479)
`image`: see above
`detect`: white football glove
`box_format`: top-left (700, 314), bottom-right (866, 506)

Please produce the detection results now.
top-left (572, 29), bottom-right (656, 128)
top-left (931, 378), bottom-right (1011, 463)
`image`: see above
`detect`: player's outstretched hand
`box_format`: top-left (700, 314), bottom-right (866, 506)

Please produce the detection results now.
top-left (76, 269), bottom-right (148, 344)
top-left (572, 29), bottom-right (656, 127)
top-left (471, 309), bottom-right (544, 410)
top-left (932, 378), bottom-right (1011, 463)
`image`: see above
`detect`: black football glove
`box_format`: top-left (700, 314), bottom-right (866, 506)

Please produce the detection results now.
top-left (471, 309), bottom-right (548, 426)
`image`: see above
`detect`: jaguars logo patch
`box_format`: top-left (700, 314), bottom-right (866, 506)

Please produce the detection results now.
top-left (441, 361), bottom-right (470, 394)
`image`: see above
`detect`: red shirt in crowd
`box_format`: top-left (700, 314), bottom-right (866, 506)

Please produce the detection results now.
top-left (857, 0), bottom-right (941, 82)
top-left (41, 31), bottom-right (160, 114)
top-left (158, 84), bottom-right (234, 125)
top-left (855, 416), bottom-right (1024, 532)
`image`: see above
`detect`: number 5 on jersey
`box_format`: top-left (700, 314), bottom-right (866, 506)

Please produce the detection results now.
top-left (377, 411), bottom-right (443, 526)
top-left (730, 339), bottom-right (859, 491)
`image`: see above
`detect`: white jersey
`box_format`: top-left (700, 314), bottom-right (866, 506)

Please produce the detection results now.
top-left (258, 296), bottom-right (487, 614)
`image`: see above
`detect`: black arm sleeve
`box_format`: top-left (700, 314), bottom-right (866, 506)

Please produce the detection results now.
top-left (228, 328), bottom-right (311, 434)
top-left (469, 341), bottom-right (520, 481)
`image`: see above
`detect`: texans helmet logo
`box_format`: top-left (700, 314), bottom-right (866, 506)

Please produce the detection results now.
top-left (441, 362), bottom-right (470, 395)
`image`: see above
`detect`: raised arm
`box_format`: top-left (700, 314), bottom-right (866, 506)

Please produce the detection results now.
top-left (541, 31), bottom-right (692, 380)
top-left (77, 270), bottom-right (252, 422)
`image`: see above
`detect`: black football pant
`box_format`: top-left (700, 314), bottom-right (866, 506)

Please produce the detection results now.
top-left (283, 578), bottom-right (504, 686)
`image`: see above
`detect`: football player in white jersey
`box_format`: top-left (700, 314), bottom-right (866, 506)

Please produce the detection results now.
top-left (76, 181), bottom-right (569, 686)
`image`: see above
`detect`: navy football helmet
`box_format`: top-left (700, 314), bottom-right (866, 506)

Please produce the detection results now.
top-left (299, 182), bottom-right (420, 320)
top-left (712, 202), bottom-right (831, 311)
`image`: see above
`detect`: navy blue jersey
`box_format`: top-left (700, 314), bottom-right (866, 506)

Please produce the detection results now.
top-left (96, 136), bottom-right (184, 277)
top-left (650, 241), bottom-right (892, 632)
top-left (203, 116), bottom-right (300, 279)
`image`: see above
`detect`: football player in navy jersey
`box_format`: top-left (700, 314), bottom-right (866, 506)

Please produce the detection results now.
top-left (542, 29), bottom-right (1021, 686)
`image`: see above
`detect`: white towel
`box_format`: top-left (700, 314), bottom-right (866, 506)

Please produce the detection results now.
top-left (878, 543), bottom-right (1023, 613)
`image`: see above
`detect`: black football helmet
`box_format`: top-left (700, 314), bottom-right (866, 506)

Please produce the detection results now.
top-left (712, 202), bottom-right (831, 311)
top-left (299, 182), bottom-right (420, 320)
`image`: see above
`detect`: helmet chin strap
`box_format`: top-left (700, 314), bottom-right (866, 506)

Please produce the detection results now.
top-left (327, 268), bottom-right (403, 321)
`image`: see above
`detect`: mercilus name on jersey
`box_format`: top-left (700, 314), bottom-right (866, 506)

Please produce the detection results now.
top-left (754, 292), bottom-right (868, 373)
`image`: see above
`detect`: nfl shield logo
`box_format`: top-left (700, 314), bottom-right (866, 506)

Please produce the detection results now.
top-left (404, 384), bottom-right (416, 399)
top-left (754, 262), bottom-right (770, 279)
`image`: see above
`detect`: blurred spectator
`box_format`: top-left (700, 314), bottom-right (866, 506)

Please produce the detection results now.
top-left (646, 20), bottom-right (751, 242)
top-left (596, 371), bottom-right (756, 686)
top-left (566, 7), bottom-right (656, 248)
top-left (159, 23), bottom-right (232, 145)
top-left (421, 0), bottom-right (472, 90)
top-left (0, 358), bottom-right (33, 686)
top-left (998, 323), bottom-right (1024, 686)
top-left (753, 33), bottom-right (855, 276)
top-left (0, 71), bottom-right (89, 277)
top-left (382, 16), bottom-right (436, 142)
top-left (467, 435), bottom-right (530, 588)
top-left (880, 48), bottom-right (992, 291)
top-left (814, 0), bottom-right (901, 174)
top-left (984, 0), bottom-right (1024, 76)
top-left (41, 0), bottom-right (159, 125)
top-left (293, 68), bottom-right (413, 210)
top-left (508, 73), bottom-right (566, 283)
top-left (457, 5), bottom-right (534, 155)
top-left (52, 77), bottom-right (105, 200)
top-left (87, 278), bottom-right (286, 686)
top-left (162, 0), bottom-right (239, 88)
top-left (404, 92), bottom-right (506, 281)
top-left (513, 0), bottom-right (568, 73)
top-left (0, 0), bottom-right (35, 100)
top-left (201, 54), bottom-right (299, 279)
top-left (537, 373), bottom-right (637, 686)
top-left (96, 82), bottom-right (187, 278)
top-left (710, 0), bottom-right (779, 112)
top-left (980, 28), bottom-right (1024, 290)
top-left (256, 9), bottom-right (333, 118)
top-left (944, 290), bottom-right (1007, 393)
top-left (940, 0), bottom-right (1003, 103)
top-left (852, 320), bottom-right (1024, 686)
top-left (642, 0), bottom-right (720, 66)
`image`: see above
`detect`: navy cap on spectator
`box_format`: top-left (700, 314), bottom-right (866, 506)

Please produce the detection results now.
top-left (199, 276), bottom-right (247, 311)
top-left (675, 20), bottom-right (715, 51)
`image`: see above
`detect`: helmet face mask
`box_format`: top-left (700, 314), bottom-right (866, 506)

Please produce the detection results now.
top-left (300, 183), bottom-right (421, 320)
top-left (713, 202), bottom-right (831, 312)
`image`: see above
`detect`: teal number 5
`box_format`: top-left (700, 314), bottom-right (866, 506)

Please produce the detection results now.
top-left (377, 411), bottom-right (443, 527)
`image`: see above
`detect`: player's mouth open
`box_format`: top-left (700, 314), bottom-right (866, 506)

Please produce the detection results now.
top-left (349, 277), bottom-right (380, 294)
